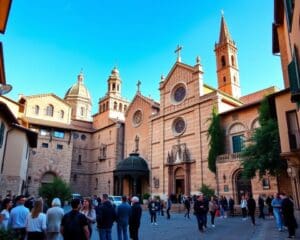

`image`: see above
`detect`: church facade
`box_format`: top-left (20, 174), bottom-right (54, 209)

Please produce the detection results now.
top-left (2, 15), bottom-right (287, 203)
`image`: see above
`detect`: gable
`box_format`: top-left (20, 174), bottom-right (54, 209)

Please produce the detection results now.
top-left (23, 94), bottom-right (72, 124)
top-left (160, 62), bottom-right (195, 91)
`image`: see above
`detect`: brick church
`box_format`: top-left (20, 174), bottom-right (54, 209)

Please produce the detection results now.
top-left (1, 15), bottom-right (288, 203)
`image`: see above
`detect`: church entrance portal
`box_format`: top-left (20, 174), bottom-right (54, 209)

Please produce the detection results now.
top-left (235, 171), bottom-right (252, 203)
top-left (175, 179), bottom-right (184, 195)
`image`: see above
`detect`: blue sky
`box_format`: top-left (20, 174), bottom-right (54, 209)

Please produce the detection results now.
top-left (1, 0), bottom-right (283, 113)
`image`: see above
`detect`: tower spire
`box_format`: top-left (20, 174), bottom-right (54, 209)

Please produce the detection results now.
top-left (218, 12), bottom-right (232, 44)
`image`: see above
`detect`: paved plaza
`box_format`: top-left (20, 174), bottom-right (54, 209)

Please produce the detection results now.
top-left (87, 210), bottom-right (300, 240)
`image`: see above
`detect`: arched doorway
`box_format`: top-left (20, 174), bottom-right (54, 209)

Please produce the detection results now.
top-left (174, 167), bottom-right (185, 196)
top-left (235, 171), bottom-right (252, 203)
top-left (41, 172), bottom-right (56, 187)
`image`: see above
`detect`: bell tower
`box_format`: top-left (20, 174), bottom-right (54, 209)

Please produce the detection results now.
top-left (107, 66), bottom-right (121, 97)
top-left (214, 14), bottom-right (241, 99)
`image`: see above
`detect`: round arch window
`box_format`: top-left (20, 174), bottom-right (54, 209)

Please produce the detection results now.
top-left (172, 117), bottom-right (186, 136)
top-left (132, 110), bottom-right (143, 127)
top-left (171, 84), bottom-right (186, 104)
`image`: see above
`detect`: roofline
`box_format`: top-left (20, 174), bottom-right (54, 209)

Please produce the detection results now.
top-left (12, 123), bottom-right (38, 148)
top-left (0, 101), bottom-right (18, 123)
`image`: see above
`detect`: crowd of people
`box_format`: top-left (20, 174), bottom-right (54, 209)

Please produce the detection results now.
top-left (0, 193), bottom-right (142, 240)
top-left (188, 192), bottom-right (298, 239)
top-left (0, 192), bottom-right (298, 239)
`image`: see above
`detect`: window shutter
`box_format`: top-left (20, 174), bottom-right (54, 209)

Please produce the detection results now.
top-left (289, 49), bottom-right (300, 102)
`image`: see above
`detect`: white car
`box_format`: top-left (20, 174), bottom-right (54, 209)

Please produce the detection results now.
top-left (108, 196), bottom-right (122, 206)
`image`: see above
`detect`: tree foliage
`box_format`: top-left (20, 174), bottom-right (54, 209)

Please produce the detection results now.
top-left (207, 106), bottom-right (224, 173)
top-left (200, 184), bottom-right (215, 199)
top-left (241, 97), bottom-right (284, 179)
top-left (38, 177), bottom-right (71, 207)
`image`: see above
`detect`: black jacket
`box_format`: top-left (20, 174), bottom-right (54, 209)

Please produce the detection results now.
top-left (129, 203), bottom-right (142, 227)
top-left (194, 199), bottom-right (206, 215)
top-left (247, 198), bottom-right (256, 214)
top-left (96, 200), bottom-right (116, 229)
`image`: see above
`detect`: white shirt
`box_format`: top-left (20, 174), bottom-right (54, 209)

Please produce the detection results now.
top-left (241, 199), bottom-right (247, 208)
top-left (26, 212), bottom-right (47, 232)
top-left (0, 209), bottom-right (10, 230)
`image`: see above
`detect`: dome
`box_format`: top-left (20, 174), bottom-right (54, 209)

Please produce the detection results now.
top-left (115, 153), bottom-right (149, 173)
top-left (65, 73), bottom-right (91, 102)
top-left (111, 67), bottom-right (119, 75)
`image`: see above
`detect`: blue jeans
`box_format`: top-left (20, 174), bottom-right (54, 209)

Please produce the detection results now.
top-left (273, 208), bottom-right (283, 230)
top-left (117, 223), bottom-right (129, 240)
top-left (98, 228), bottom-right (112, 240)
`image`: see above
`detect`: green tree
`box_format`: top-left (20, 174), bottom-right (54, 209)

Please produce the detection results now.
top-left (39, 177), bottom-right (71, 207)
top-left (207, 106), bottom-right (224, 173)
top-left (200, 184), bottom-right (215, 199)
top-left (241, 97), bottom-right (284, 179)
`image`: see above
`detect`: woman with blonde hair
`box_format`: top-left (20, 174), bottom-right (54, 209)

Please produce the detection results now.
top-left (25, 198), bottom-right (47, 240)
top-left (46, 198), bottom-right (64, 240)
top-left (80, 197), bottom-right (96, 237)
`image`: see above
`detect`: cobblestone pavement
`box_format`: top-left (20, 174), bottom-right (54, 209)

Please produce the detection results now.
top-left (88, 210), bottom-right (299, 240)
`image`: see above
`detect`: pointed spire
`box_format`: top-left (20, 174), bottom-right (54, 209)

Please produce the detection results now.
top-left (218, 12), bottom-right (232, 44)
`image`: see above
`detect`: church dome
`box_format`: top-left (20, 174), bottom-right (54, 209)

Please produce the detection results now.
top-left (65, 72), bottom-right (91, 103)
top-left (115, 153), bottom-right (149, 173)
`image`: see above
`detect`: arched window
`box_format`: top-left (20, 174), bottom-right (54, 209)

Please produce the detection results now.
top-left (41, 172), bottom-right (56, 186)
top-left (34, 105), bottom-right (40, 115)
top-left (80, 107), bottom-right (85, 116)
top-left (60, 110), bottom-right (64, 119)
top-left (106, 102), bottom-right (109, 110)
top-left (124, 105), bottom-right (127, 112)
top-left (114, 102), bottom-right (117, 110)
top-left (234, 76), bottom-right (236, 83)
top-left (223, 76), bottom-right (226, 83)
top-left (229, 123), bottom-right (246, 153)
top-left (221, 56), bottom-right (226, 67)
top-left (46, 104), bottom-right (54, 116)
top-left (117, 84), bottom-right (119, 91)
top-left (231, 55), bottom-right (235, 66)
top-left (119, 103), bottom-right (123, 111)
top-left (112, 83), bottom-right (116, 90)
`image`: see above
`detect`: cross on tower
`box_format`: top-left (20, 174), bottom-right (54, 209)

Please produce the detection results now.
top-left (136, 80), bottom-right (141, 93)
top-left (175, 45), bottom-right (183, 62)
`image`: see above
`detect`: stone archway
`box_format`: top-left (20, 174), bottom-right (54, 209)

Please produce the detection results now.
top-left (41, 171), bottom-right (57, 187)
top-left (234, 170), bottom-right (252, 203)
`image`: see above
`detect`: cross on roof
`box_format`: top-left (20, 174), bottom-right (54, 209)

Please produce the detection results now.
top-left (137, 80), bottom-right (141, 93)
top-left (175, 45), bottom-right (183, 62)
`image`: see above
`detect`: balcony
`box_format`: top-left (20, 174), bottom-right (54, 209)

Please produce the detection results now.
top-left (217, 152), bottom-right (241, 163)
top-left (288, 129), bottom-right (300, 151)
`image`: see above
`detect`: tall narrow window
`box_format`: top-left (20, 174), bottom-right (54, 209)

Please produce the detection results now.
top-left (231, 55), bottom-right (235, 66)
top-left (60, 110), bottom-right (64, 119)
top-left (232, 135), bottom-right (244, 153)
top-left (46, 105), bottom-right (54, 116)
top-left (221, 56), bottom-right (226, 67)
top-left (80, 107), bottom-right (85, 116)
top-left (95, 178), bottom-right (98, 190)
top-left (114, 102), bottom-right (117, 110)
top-left (0, 122), bottom-right (5, 148)
top-left (78, 155), bottom-right (82, 165)
top-left (223, 76), bottom-right (226, 83)
top-left (119, 103), bottom-right (122, 111)
top-left (34, 105), bottom-right (40, 115)
top-left (286, 110), bottom-right (300, 150)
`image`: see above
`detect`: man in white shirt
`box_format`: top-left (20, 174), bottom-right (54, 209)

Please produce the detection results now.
top-left (9, 195), bottom-right (29, 240)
